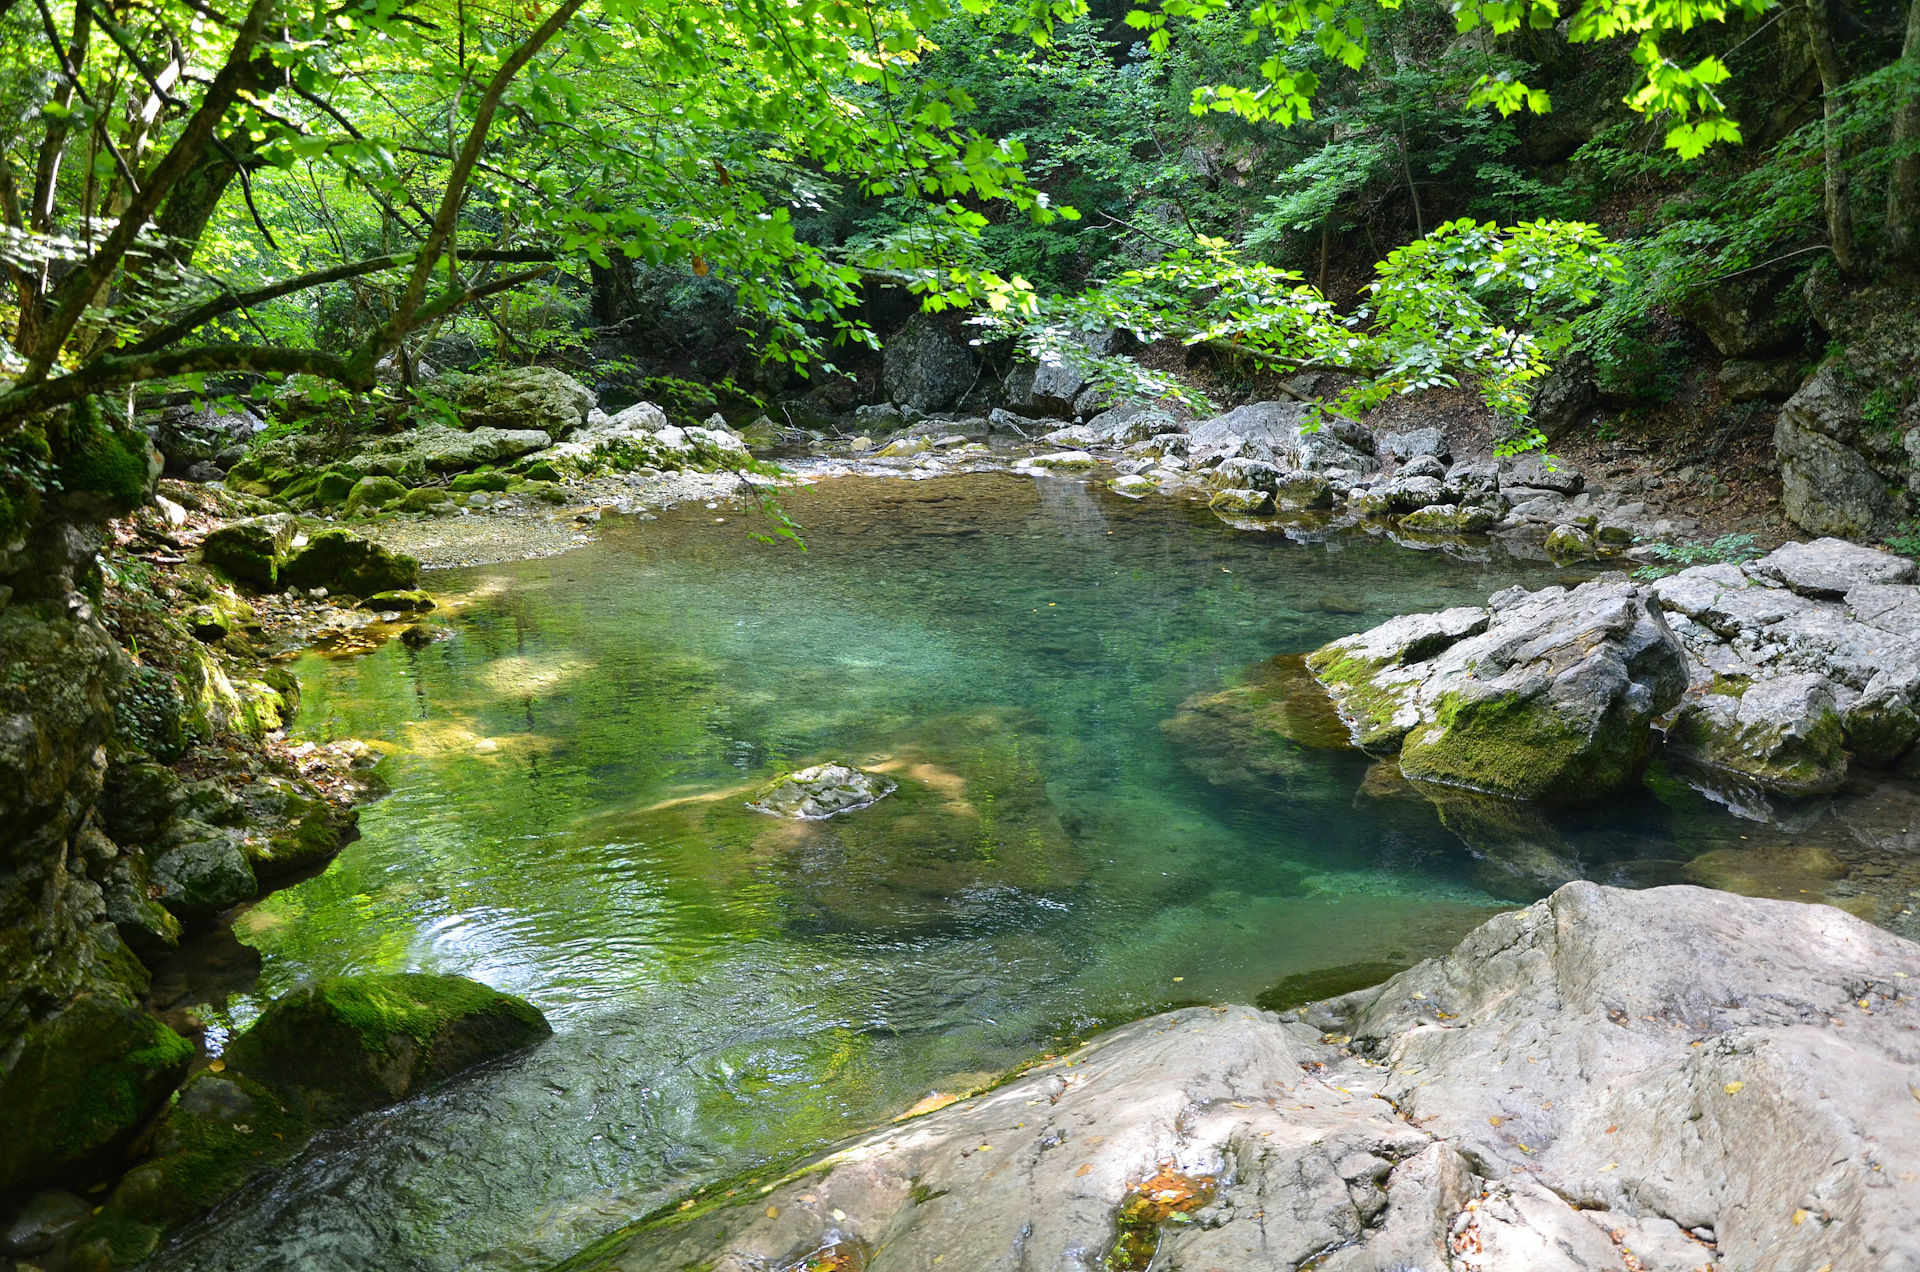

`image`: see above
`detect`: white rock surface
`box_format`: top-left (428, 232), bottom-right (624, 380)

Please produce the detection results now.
top-left (744, 763), bottom-right (895, 819)
top-left (568, 883), bottom-right (1920, 1272)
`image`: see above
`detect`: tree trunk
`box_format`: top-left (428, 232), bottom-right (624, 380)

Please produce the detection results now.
top-left (1887, 0), bottom-right (1920, 260)
top-left (1805, 0), bottom-right (1856, 276)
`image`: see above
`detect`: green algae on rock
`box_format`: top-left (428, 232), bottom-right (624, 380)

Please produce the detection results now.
top-left (1305, 578), bottom-right (1687, 803)
top-left (1665, 673), bottom-right (1849, 796)
top-left (62, 974), bottom-right (549, 1270)
top-left (222, 973), bottom-right (551, 1122)
top-left (279, 529), bottom-right (420, 597)
top-left (0, 994), bottom-right (193, 1195)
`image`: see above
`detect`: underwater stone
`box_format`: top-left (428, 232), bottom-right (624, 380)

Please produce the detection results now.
top-left (746, 763), bottom-right (897, 819)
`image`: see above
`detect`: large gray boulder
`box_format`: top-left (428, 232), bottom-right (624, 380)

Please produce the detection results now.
top-left (1322, 882), bottom-right (1920, 1272)
top-left (141, 402), bottom-right (266, 477)
top-left (448, 366), bottom-right (595, 441)
top-left (1188, 401), bottom-right (1378, 473)
top-left (347, 424), bottom-right (552, 477)
top-left (1652, 541), bottom-right (1920, 778)
top-left (882, 314), bottom-right (977, 413)
top-left (562, 883), bottom-right (1920, 1272)
top-left (1305, 576), bottom-right (1688, 802)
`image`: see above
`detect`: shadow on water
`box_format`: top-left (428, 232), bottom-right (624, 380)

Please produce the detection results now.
top-left (146, 473), bottom-right (1918, 1272)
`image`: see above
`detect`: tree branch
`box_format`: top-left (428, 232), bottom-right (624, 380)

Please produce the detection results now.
top-left (121, 249), bottom-right (558, 356)
top-left (360, 0), bottom-right (585, 374)
top-left (23, 0), bottom-right (276, 381)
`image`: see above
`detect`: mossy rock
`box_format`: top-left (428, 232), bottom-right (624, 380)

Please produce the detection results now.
top-left (69, 1070), bottom-right (313, 1270)
top-left (222, 974), bottom-right (551, 1122)
top-left (314, 470), bottom-right (360, 508)
top-left (199, 515), bottom-right (296, 590)
top-left (343, 475), bottom-right (408, 517)
top-left (398, 486), bottom-right (454, 513)
top-left (0, 994), bottom-right (193, 1194)
top-left (1399, 684), bottom-right (1630, 804)
top-left (521, 459), bottom-right (560, 482)
top-left (280, 529), bottom-right (419, 597)
top-left (449, 470), bottom-right (511, 493)
top-left (57, 407), bottom-right (155, 517)
top-left (239, 775), bottom-right (346, 878)
top-left (361, 589), bottom-right (437, 613)
top-left (1255, 961), bottom-right (1410, 1013)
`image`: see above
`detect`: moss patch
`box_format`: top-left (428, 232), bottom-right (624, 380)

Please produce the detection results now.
top-left (224, 973), bottom-right (550, 1121)
top-left (1400, 687), bottom-right (1635, 804)
top-left (0, 994), bottom-right (193, 1193)
top-left (1255, 961), bottom-right (1409, 1013)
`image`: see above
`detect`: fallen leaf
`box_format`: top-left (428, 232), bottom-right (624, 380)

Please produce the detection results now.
top-left (1076, 1164), bottom-right (1093, 1177)
top-left (1516, 1143), bottom-right (1533, 1154)
top-left (1724, 1081), bottom-right (1745, 1095)
top-left (1488, 1116), bottom-right (1502, 1127)
top-left (1172, 976), bottom-right (1184, 982)
top-left (1605, 1125), bottom-right (1618, 1134)
top-left (208, 1059), bottom-right (227, 1073)
top-left (678, 1200), bottom-right (695, 1211)
top-left (1792, 1209), bottom-right (1808, 1226)
top-left (766, 1206), bottom-right (780, 1219)
top-left (1599, 1163), bottom-right (1617, 1172)
top-left (832, 1208), bottom-right (847, 1221)
top-left (1231, 1102), bottom-right (1250, 1108)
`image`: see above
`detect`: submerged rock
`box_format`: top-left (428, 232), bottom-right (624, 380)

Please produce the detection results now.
top-left (1306, 577), bottom-right (1688, 803)
top-left (1160, 654), bottom-right (1355, 793)
top-left (564, 883), bottom-right (1919, 1272)
top-left (745, 764), bottom-right (896, 819)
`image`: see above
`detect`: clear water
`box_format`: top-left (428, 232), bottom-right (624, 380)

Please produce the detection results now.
top-left (147, 473), bottom-right (1795, 1271)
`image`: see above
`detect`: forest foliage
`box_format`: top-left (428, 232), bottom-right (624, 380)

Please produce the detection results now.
top-left (0, 0), bottom-right (1915, 473)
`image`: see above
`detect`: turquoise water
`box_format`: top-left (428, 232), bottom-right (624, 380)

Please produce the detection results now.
top-left (153, 473), bottom-right (1611, 1270)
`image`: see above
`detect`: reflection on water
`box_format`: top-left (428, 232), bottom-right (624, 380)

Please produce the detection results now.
top-left (149, 474), bottom-right (1914, 1272)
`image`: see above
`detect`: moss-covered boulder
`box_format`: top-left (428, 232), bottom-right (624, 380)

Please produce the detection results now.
top-left (361, 589), bottom-right (437, 613)
top-left (449, 366), bottom-right (595, 440)
top-left (237, 775), bottom-right (351, 878)
top-left (343, 474), bottom-right (407, 517)
top-left (1399, 502), bottom-right (1496, 534)
top-left (1665, 673), bottom-right (1848, 795)
top-left (449, 469), bottom-right (511, 493)
top-left (148, 820), bottom-right (257, 920)
top-left (223, 973), bottom-right (551, 1122)
top-left (280, 529), bottom-right (418, 597)
top-left (1306, 578), bottom-right (1689, 804)
top-left (0, 993), bottom-right (193, 1194)
top-left (398, 486), bottom-right (455, 513)
top-left (313, 469), bottom-right (359, 508)
top-left (198, 514), bottom-right (296, 589)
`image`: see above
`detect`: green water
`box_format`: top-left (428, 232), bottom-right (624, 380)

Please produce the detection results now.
top-left (154, 473), bottom-right (1603, 1270)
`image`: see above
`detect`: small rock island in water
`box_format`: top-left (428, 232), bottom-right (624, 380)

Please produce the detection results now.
top-left (5, 0), bottom-right (1920, 1268)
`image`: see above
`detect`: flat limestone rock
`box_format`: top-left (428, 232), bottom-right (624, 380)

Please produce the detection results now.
top-left (744, 763), bottom-right (896, 819)
top-left (558, 883), bottom-right (1920, 1272)
top-left (1751, 536), bottom-right (1916, 598)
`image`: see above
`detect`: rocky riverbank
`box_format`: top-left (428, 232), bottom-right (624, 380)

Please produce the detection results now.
top-left (552, 881), bottom-right (1919, 1272)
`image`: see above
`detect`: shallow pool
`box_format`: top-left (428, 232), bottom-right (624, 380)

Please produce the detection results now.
top-left (151, 473), bottom-right (1882, 1271)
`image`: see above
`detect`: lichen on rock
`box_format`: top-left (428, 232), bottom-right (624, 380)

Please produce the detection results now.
top-left (745, 763), bottom-right (896, 819)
